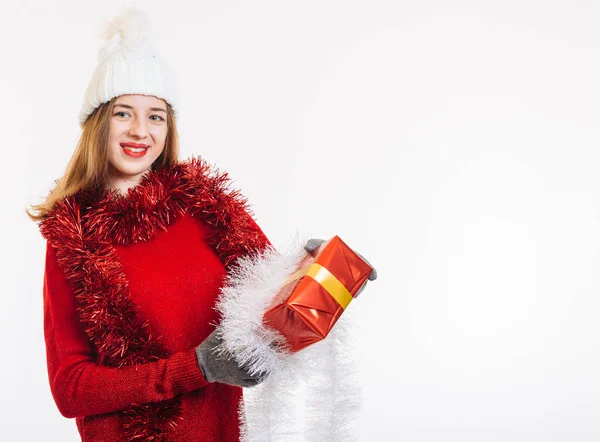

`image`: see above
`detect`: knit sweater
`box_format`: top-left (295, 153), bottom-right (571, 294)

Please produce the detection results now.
top-left (39, 157), bottom-right (271, 441)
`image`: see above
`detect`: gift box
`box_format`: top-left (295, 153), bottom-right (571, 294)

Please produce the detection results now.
top-left (262, 235), bottom-right (373, 352)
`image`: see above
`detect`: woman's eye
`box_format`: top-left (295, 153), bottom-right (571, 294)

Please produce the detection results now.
top-left (150, 115), bottom-right (165, 121)
top-left (115, 112), bottom-right (129, 117)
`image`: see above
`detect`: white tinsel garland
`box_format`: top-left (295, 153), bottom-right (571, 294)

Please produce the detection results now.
top-left (215, 233), bottom-right (362, 441)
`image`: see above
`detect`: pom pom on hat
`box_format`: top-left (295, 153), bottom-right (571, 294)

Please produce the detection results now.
top-left (100, 6), bottom-right (154, 58)
top-left (78, 6), bottom-right (179, 126)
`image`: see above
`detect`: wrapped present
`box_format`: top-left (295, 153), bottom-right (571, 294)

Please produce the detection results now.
top-left (262, 235), bottom-right (373, 352)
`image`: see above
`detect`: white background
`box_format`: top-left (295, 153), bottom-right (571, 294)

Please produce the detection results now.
top-left (3, 0), bottom-right (600, 440)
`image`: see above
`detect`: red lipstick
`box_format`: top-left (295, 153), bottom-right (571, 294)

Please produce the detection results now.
top-left (120, 142), bottom-right (150, 158)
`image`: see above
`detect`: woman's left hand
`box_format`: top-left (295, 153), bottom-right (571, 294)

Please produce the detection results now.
top-left (304, 238), bottom-right (377, 297)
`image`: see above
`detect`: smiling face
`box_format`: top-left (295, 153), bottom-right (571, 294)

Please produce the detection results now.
top-left (106, 94), bottom-right (169, 193)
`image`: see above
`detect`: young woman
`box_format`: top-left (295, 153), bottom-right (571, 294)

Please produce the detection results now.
top-left (28, 7), bottom-right (376, 441)
top-left (25, 8), bottom-right (279, 441)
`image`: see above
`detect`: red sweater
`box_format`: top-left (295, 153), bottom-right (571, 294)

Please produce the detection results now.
top-left (40, 158), bottom-right (271, 441)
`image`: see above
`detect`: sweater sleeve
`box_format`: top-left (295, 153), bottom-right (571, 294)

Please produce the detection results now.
top-left (42, 241), bottom-right (210, 419)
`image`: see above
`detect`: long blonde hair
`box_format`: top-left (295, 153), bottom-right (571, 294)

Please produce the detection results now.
top-left (26, 96), bottom-right (180, 222)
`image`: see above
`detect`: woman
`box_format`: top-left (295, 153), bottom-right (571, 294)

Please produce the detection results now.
top-left (28, 7), bottom-right (376, 442)
top-left (26, 8), bottom-right (277, 441)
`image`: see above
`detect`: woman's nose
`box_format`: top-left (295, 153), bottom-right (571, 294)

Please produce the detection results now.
top-left (128, 116), bottom-right (149, 138)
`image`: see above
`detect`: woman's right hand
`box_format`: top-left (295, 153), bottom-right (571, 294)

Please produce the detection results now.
top-left (195, 328), bottom-right (265, 388)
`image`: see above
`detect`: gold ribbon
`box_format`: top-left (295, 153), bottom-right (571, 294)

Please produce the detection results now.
top-left (282, 263), bottom-right (353, 310)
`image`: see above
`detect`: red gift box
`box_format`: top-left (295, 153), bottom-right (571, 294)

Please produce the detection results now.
top-left (263, 236), bottom-right (373, 352)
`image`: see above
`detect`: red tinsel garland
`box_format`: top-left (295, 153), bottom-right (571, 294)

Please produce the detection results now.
top-left (38, 155), bottom-right (270, 441)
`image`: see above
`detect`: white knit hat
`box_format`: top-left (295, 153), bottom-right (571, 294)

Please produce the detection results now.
top-left (78, 6), bottom-right (179, 125)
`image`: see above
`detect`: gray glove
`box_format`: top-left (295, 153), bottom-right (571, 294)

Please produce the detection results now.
top-left (195, 328), bottom-right (265, 388)
top-left (304, 238), bottom-right (377, 297)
